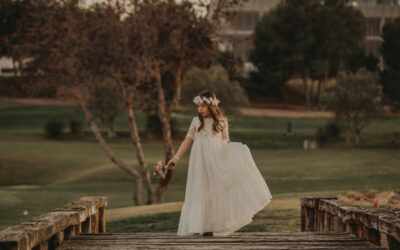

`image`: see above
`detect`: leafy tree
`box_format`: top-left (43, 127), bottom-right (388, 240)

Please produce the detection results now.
top-left (216, 50), bottom-right (244, 80)
top-left (250, 0), bottom-right (365, 109)
top-left (345, 48), bottom-right (379, 73)
top-left (380, 17), bottom-right (400, 110)
top-left (181, 64), bottom-right (249, 115)
top-left (322, 68), bottom-right (383, 145)
top-left (0, 0), bottom-right (52, 77)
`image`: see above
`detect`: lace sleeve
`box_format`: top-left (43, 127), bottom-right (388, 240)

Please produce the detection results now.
top-left (185, 117), bottom-right (196, 139)
top-left (221, 117), bottom-right (230, 142)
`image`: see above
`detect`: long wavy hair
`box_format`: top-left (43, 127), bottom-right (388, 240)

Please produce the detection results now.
top-left (196, 90), bottom-right (225, 135)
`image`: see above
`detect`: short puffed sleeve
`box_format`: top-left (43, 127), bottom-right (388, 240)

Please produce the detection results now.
top-left (185, 117), bottom-right (197, 139)
top-left (221, 117), bottom-right (229, 141)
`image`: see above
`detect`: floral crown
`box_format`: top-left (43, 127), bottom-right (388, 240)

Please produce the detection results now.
top-left (193, 95), bottom-right (220, 106)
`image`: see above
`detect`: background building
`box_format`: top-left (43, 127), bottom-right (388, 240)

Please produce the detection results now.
top-left (219, 0), bottom-right (400, 70)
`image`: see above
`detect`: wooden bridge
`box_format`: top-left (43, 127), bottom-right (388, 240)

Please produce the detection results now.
top-left (0, 196), bottom-right (399, 249)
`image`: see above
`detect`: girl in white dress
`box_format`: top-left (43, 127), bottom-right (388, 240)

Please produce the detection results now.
top-left (166, 90), bottom-right (272, 237)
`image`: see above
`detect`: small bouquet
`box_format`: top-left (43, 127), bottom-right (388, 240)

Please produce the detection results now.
top-left (153, 160), bottom-right (174, 179)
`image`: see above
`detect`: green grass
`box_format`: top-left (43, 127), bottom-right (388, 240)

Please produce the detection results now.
top-left (0, 101), bottom-right (399, 231)
top-left (107, 208), bottom-right (300, 233)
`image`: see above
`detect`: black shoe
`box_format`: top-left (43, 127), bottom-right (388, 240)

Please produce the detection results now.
top-left (202, 232), bottom-right (213, 236)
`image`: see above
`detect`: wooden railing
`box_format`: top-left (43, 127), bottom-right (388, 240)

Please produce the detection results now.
top-left (0, 196), bottom-right (107, 250)
top-left (301, 197), bottom-right (400, 250)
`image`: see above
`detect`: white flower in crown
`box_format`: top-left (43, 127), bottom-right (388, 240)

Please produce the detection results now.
top-left (193, 96), bottom-right (220, 106)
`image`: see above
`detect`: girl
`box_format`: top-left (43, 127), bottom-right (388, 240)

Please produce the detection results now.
top-left (167, 90), bottom-right (272, 237)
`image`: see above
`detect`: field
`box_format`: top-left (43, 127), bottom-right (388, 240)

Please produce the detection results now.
top-left (0, 99), bottom-right (399, 232)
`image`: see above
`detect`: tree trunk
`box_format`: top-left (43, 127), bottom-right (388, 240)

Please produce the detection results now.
top-left (310, 79), bottom-right (316, 110)
top-left (281, 84), bottom-right (289, 109)
top-left (154, 70), bottom-right (176, 203)
top-left (316, 79), bottom-right (322, 110)
top-left (12, 57), bottom-right (17, 78)
top-left (125, 99), bottom-right (155, 204)
top-left (302, 75), bottom-right (311, 110)
top-left (17, 59), bottom-right (23, 77)
top-left (345, 117), bottom-right (352, 146)
top-left (74, 89), bottom-right (143, 205)
top-left (106, 120), bottom-right (117, 138)
top-left (354, 133), bottom-right (360, 144)
top-left (114, 78), bottom-right (155, 205)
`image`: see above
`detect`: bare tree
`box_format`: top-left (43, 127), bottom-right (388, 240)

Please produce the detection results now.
top-left (23, 0), bottom-right (242, 205)
top-left (24, 0), bottom-right (151, 205)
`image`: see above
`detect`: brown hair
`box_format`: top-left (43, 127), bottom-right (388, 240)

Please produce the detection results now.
top-left (196, 90), bottom-right (225, 135)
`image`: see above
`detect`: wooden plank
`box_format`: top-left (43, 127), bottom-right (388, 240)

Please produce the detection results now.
top-left (60, 232), bottom-right (384, 250)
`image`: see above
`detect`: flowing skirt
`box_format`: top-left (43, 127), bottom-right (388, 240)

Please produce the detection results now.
top-left (177, 137), bottom-right (272, 236)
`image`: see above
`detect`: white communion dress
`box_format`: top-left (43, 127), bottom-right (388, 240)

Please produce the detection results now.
top-left (177, 116), bottom-right (272, 236)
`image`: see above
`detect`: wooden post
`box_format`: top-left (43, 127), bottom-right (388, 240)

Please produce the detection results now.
top-left (91, 210), bottom-right (100, 233)
top-left (99, 206), bottom-right (106, 233)
top-left (301, 207), bottom-right (306, 231)
top-left (380, 232), bottom-right (390, 249)
top-left (318, 210), bottom-right (325, 231)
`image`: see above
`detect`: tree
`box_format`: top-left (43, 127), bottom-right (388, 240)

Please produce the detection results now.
top-left (0, 0), bottom-right (52, 77)
top-left (0, 0), bottom-right (24, 76)
top-left (181, 64), bottom-right (249, 115)
top-left (88, 78), bottom-right (124, 139)
top-left (322, 68), bottom-right (383, 145)
top-left (24, 0), bottom-right (154, 205)
top-left (380, 17), bottom-right (400, 110)
top-left (250, 1), bottom-right (300, 108)
top-left (250, 0), bottom-right (365, 109)
top-left (216, 50), bottom-right (244, 80)
top-left (22, 0), bottom-right (239, 205)
top-left (345, 48), bottom-right (379, 73)
top-left (122, 0), bottom-right (221, 202)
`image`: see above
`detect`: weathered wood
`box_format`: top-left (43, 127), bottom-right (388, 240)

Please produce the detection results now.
top-left (0, 196), bottom-right (107, 250)
top-left (59, 232), bottom-right (384, 249)
top-left (99, 206), bottom-right (106, 233)
top-left (301, 197), bottom-right (400, 250)
top-left (90, 210), bottom-right (99, 233)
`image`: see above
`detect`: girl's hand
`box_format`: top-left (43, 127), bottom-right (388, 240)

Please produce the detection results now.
top-left (166, 158), bottom-right (177, 170)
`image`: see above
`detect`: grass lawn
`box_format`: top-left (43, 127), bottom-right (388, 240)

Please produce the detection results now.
top-left (0, 100), bottom-right (399, 231)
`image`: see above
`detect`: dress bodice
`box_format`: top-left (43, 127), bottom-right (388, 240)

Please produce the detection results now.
top-left (186, 117), bottom-right (229, 141)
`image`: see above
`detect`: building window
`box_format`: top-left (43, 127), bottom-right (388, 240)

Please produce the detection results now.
top-left (222, 35), bottom-right (253, 61)
top-left (366, 17), bottom-right (381, 36)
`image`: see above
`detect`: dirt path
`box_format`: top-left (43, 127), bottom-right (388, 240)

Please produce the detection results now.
top-left (238, 107), bottom-right (334, 118)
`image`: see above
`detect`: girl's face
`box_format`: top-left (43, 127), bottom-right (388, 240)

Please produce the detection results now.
top-left (197, 102), bottom-right (211, 117)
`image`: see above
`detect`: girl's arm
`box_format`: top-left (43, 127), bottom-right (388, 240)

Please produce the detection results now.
top-left (167, 137), bottom-right (193, 168)
top-left (167, 117), bottom-right (196, 169)
top-left (222, 117), bottom-right (230, 143)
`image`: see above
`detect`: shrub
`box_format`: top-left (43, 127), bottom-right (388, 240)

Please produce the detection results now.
top-left (321, 68), bottom-right (383, 144)
top-left (315, 120), bottom-right (342, 147)
top-left (45, 119), bottom-right (64, 138)
top-left (69, 120), bottom-right (82, 135)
